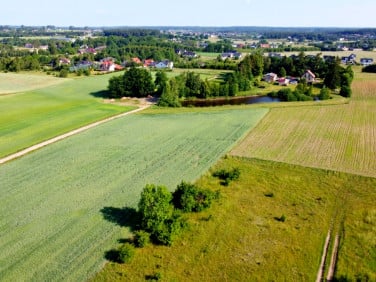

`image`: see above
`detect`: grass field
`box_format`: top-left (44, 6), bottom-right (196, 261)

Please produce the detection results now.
top-left (0, 108), bottom-right (267, 281)
top-left (231, 69), bottom-right (376, 178)
top-left (0, 72), bottom-right (67, 95)
top-left (0, 72), bottom-right (135, 158)
top-left (93, 157), bottom-right (376, 281)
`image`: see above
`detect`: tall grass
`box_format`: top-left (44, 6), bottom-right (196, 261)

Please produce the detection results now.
top-left (93, 157), bottom-right (376, 281)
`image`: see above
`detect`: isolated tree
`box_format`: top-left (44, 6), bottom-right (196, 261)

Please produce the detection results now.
top-left (138, 184), bottom-right (174, 232)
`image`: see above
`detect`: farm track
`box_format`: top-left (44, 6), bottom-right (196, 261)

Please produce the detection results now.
top-left (0, 106), bottom-right (149, 165)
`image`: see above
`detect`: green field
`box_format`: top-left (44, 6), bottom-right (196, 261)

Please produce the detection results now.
top-left (231, 69), bottom-right (376, 178)
top-left (0, 73), bottom-right (135, 158)
top-left (0, 72), bottom-right (66, 95)
top-left (0, 108), bottom-right (267, 281)
top-left (93, 157), bottom-right (376, 281)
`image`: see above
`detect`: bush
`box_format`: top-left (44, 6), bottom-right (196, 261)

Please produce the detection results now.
top-left (118, 243), bottom-right (135, 263)
top-left (340, 85), bottom-right (352, 98)
top-left (172, 181), bottom-right (219, 212)
top-left (213, 168), bottom-right (240, 186)
top-left (59, 69), bottom-right (68, 78)
top-left (134, 230), bottom-right (150, 248)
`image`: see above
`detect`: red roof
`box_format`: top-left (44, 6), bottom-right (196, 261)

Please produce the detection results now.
top-left (132, 57), bottom-right (142, 64)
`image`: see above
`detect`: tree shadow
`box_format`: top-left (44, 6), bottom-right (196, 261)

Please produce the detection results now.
top-left (100, 206), bottom-right (140, 231)
top-left (104, 249), bottom-right (121, 263)
top-left (90, 90), bottom-right (109, 98)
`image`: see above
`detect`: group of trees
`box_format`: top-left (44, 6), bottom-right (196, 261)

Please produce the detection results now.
top-left (136, 182), bottom-right (219, 246)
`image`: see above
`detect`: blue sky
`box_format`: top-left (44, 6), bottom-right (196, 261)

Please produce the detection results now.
top-left (2, 0), bottom-right (375, 27)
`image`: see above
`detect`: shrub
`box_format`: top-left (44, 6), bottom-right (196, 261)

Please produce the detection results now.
top-left (340, 85), bottom-right (352, 98)
top-left (59, 69), bottom-right (68, 78)
top-left (173, 181), bottom-right (218, 212)
top-left (213, 168), bottom-right (240, 186)
top-left (134, 230), bottom-right (150, 248)
top-left (118, 243), bottom-right (135, 263)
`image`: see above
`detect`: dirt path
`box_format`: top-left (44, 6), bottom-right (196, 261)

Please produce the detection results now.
top-left (0, 106), bottom-right (149, 165)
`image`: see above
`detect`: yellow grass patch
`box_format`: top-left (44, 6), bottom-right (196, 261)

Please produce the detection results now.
top-left (231, 73), bottom-right (376, 177)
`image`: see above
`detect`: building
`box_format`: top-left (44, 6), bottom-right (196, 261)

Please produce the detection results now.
top-left (301, 70), bottom-right (316, 83)
top-left (360, 58), bottom-right (374, 66)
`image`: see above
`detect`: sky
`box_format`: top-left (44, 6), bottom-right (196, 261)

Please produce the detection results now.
top-left (2, 0), bottom-right (375, 28)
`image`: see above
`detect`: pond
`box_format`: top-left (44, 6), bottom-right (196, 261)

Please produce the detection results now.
top-left (182, 95), bottom-right (281, 107)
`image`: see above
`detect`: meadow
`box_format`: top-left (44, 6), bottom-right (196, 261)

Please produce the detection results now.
top-left (0, 72), bottom-right (66, 95)
top-left (0, 72), bottom-right (134, 158)
top-left (0, 108), bottom-right (267, 281)
top-left (93, 157), bottom-right (376, 281)
top-left (231, 69), bottom-right (376, 178)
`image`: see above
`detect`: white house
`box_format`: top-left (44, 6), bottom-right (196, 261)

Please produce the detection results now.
top-left (263, 73), bottom-right (278, 83)
top-left (301, 70), bottom-right (316, 83)
top-left (360, 58), bottom-right (374, 66)
top-left (155, 60), bottom-right (174, 69)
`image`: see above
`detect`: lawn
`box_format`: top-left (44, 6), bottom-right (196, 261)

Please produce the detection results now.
top-left (0, 72), bottom-right (66, 94)
top-left (231, 68), bottom-right (376, 178)
top-left (93, 157), bottom-right (376, 281)
top-left (0, 108), bottom-right (268, 281)
top-left (0, 72), bottom-right (135, 158)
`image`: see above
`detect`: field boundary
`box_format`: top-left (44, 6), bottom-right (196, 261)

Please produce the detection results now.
top-left (0, 106), bottom-right (148, 165)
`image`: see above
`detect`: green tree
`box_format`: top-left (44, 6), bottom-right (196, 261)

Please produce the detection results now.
top-left (157, 82), bottom-right (181, 107)
top-left (324, 57), bottom-right (342, 89)
top-left (318, 86), bottom-right (330, 100)
top-left (108, 75), bottom-right (125, 98)
top-left (118, 243), bottom-right (135, 263)
top-left (279, 66), bottom-right (287, 77)
top-left (123, 67), bottom-right (155, 97)
top-left (154, 70), bottom-right (168, 95)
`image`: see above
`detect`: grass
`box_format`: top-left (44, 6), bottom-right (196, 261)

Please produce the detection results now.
top-left (0, 72), bottom-right (135, 158)
top-left (231, 69), bottom-right (376, 178)
top-left (0, 108), bottom-right (267, 281)
top-left (92, 157), bottom-right (376, 281)
top-left (0, 72), bottom-right (66, 94)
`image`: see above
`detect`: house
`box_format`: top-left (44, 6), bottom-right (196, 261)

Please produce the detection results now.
top-left (100, 61), bottom-right (116, 72)
top-left (263, 73), bottom-right (278, 83)
top-left (360, 58), bottom-right (374, 66)
top-left (155, 60), bottom-right (174, 69)
top-left (301, 70), bottom-right (316, 83)
top-left (260, 43), bottom-right (270, 48)
top-left (278, 77), bottom-right (290, 86)
top-left (143, 59), bottom-right (155, 67)
top-left (131, 57), bottom-right (142, 65)
top-left (221, 51), bottom-right (242, 60)
top-left (341, 54), bottom-right (356, 64)
top-left (59, 58), bottom-right (71, 65)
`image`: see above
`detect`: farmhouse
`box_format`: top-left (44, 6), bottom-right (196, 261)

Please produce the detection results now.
top-left (360, 58), bottom-right (374, 66)
top-left (221, 51), bottom-right (242, 60)
top-left (341, 54), bottom-right (356, 64)
top-left (301, 70), bottom-right (316, 84)
top-left (155, 60), bottom-right (174, 69)
top-left (278, 77), bottom-right (290, 86)
top-left (263, 73), bottom-right (278, 83)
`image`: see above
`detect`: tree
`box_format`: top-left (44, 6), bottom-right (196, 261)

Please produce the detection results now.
top-left (123, 67), bottom-right (155, 97)
top-left (319, 86), bottom-right (330, 100)
top-left (138, 184), bottom-right (174, 232)
top-left (324, 57), bottom-right (342, 89)
top-left (157, 82), bottom-right (181, 107)
top-left (279, 66), bottom-right (286, 78)
top-left (172, 181), bottom-right (218, 212)
top-left (108, 75), bottom-right (125, 98)
top-left (154, 70), bottom-right (168, 95)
